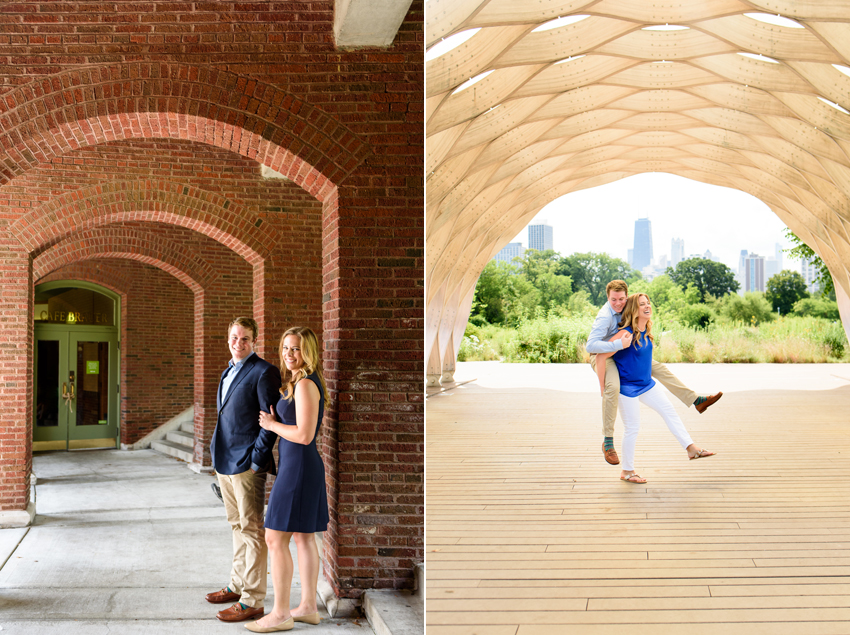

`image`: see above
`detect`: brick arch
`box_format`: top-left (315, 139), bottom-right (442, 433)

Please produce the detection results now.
top-left (13, 180), bottom-right (272, 262)
top-left (32, 228), bottom-right (217, 294)
top-left (0, 62), bottom-right (370, 200)
top-left (36, 261), bottom-right (133, 295)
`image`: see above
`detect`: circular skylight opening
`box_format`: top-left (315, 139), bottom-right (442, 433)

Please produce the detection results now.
top-left (738, 52), bottom-right (780, 64)
top-left (744, 13), bottom-right (805, 28)
top-left (533, 15), bottom-right (589, 32)
top-left (818, 96), bottom-right (850, 115)
top-left (452, 70), bottom-right (494, 95)
top-left (426, 28), bottom-right (481, 62)
top-left (642, 24), bottom-right (689, 30)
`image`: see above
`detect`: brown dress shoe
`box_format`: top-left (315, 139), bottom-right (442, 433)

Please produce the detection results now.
top-left (603, 443), bottom-right (620, 465)
top-left (694, 392), bottom-right (722, 414)
top-left (217, 603), bottom-right (264, 622)
top-left (205, 587), bottom-right (240, 604)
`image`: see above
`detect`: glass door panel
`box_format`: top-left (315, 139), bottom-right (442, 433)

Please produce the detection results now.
top-left (33, 334), bottom-right (70, 451)
top-left (68, 334), bottom-right (118, 449)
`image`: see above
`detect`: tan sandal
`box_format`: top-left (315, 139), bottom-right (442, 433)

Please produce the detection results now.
top-left (620, 473), bottom-right (646, 484)
top-left (689, 449), bottom-right (716, 460)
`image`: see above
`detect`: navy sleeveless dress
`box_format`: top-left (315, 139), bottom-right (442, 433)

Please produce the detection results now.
top-left (265, 371), bottom-right (329, 533)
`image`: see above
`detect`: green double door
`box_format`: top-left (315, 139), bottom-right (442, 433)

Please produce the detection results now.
top-left (34, 326), bottom-right (119, 451)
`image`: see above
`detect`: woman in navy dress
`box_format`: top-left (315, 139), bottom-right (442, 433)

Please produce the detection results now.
top-left (248, 326), bottom-right (328, 633)
top-left (607, 294), bottom-right (715, 484)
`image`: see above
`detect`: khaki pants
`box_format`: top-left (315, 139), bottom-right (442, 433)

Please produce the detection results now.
top-left (589, 354), bottom-right (698, 438)
top-left (217, 469), bottom-right (268, 608)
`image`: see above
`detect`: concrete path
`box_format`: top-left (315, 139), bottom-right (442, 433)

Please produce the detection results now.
top-left (0, 449), bottom-right (375, 634)
top-left (428, 362), bottom-right (850, 634)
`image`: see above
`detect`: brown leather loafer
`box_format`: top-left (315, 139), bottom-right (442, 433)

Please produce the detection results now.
top-left (603, 443), bottom-right (620, 465)
top-left (217, 603), bottom-right (264, 622)
top-left (206, 587), bottom-right (240, 604)
top-left (695, 391), bottom-right (722, 414)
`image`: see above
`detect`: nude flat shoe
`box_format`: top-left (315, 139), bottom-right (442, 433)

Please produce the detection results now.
top-left (244, 617), bottom-right (294, 632)
top-left (293, 612), bottom-right (321, 625)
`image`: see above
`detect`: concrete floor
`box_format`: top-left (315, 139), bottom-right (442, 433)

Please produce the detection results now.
top-left (0, 449), bottom-right (375, 634)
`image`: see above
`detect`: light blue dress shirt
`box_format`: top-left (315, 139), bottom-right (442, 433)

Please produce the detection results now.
top-left (585, 302), bottom-right (627, 355)
top-left (220, 352), bottom-right (255, 403)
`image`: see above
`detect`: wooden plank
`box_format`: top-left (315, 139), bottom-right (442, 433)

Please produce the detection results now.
top-left (426, 370), bottom-right (850, 631)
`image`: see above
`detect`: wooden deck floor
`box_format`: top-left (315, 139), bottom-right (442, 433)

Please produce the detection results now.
top-left (426, 365), bottom-right (850, 634)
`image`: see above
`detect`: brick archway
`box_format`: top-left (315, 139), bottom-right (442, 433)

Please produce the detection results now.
top-left (0, 63), bottom-right (370, 199)
top-left (15, 180), bottom-right (271, 264)
top-left (33, 227), bottom-right (215, 293)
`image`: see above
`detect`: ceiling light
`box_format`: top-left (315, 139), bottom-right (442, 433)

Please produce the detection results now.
top-left (426, 28), bottom-right (480, 62)
top-left (452, 70), bottom-right (494, 94)
top-left (738, 52), bottom-right (780, 64)
top-left (744, 13), bottom-right (805, 28)
top-left (533, 15), bottom-right (589, 32)
top-left (818, 96), bottom-right (850, 115)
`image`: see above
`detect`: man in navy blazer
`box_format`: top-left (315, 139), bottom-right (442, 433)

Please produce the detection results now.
top-left (205, 317), bottom-right (281, 623)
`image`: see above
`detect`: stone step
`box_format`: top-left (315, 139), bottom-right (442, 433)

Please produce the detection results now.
top-left (150, 439), bottom-right (193, 463)
top-left (165, 429), bottom-right (193, 448)
top-left (179, 419), bottom-right (194, 434)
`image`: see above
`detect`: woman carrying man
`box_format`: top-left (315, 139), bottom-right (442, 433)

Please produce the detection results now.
top-left (595, 293), bottom-right (716, 484)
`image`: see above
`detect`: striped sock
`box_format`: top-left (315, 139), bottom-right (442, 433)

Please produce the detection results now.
top-left (603, 437), bottom-right (614, 451)
top-left (694, 396), bottom-right (707, 406)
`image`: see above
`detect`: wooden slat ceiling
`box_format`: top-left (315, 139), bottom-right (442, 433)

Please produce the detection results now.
top-left (425, 1), bottom-right (850, 376)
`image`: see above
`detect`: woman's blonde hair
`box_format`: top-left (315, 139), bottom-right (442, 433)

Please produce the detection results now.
top-left (278, 326), bottom-right (327, 400)
top-left (618, 293), bottom-right (654, 348)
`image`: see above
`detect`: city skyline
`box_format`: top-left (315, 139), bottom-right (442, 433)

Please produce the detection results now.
top-left (508, 173), bottom-right (801, 273)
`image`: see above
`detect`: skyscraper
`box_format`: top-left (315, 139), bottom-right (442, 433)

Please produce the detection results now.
top-left (671, 238), bottom-right (684, 267)
top-left (493, 242), bottom-right (523, 264)
top-left (528, 221), bottom-right (553, 251)
top-left (632, 218), bottom-right (653, 271)
top-left (801, 256), bottom-right (820, 293)
top-left (745, 254), bottom-right (765, 292)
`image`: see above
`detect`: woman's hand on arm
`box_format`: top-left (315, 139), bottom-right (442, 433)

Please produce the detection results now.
top-left (259, 405), bottom-right (280, 436)
top-left (609, 329), bottom-right (632, 348)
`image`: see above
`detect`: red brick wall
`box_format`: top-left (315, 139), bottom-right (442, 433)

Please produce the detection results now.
top-left (0, 2), bottom-right (423, 597)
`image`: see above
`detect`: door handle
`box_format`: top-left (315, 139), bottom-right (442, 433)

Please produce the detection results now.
top-left (62, 382), bottom-right (75, 412)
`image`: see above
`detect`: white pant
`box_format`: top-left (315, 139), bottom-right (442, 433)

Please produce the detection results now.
top-left (619, 383), bottom-right (694, 472)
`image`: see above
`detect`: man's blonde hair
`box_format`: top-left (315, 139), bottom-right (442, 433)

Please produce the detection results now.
top-left (606, 280), bottom-right (628, 296)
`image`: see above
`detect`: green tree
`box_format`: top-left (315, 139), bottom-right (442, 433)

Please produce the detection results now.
top-left (666, 257), bottom-right (739, 301)
top-left (784, 229), bottom-right (834, 298)
top-left (792, 296), bottom-right (840, 320)
top-left (720, 292), bottom-right (775, 325)
top-left (765, 270), bottom-right (809, 315)
top-left (519, 250), bottom-right (573, 311)
top-left (471, 260), bottom-right (518, 325)
top-left (558, 252), bottom-right (641, 306)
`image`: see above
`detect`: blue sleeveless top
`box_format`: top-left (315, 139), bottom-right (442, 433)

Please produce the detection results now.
top-left (612, 326), bottom-right (656, 398)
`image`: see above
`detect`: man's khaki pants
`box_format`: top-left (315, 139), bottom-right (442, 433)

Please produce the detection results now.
top-left (217, 469), bottom-right (267, 608)
top-left (589, 354), bottom-right (698, 438)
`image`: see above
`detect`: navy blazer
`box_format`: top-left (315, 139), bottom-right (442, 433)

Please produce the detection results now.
top-left (210, 353), bottom-right (282, 475)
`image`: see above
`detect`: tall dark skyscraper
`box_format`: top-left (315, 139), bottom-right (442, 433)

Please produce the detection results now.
top-left (632, 218), bottom-right (653, 271)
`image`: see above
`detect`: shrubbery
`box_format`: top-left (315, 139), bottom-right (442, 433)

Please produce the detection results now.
top-left (464, 245), bottom-right (847, 364)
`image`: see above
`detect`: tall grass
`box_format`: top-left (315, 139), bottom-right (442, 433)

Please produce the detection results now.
top-left (459, 314), bottom-right (849, 364)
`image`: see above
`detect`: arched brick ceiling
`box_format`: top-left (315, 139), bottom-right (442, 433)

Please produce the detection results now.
top-left (425, 0), bottom-right (850, 376)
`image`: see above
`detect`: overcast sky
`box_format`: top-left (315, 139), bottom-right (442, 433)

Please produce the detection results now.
top-left (510, 172), bottom-right (801, 273)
